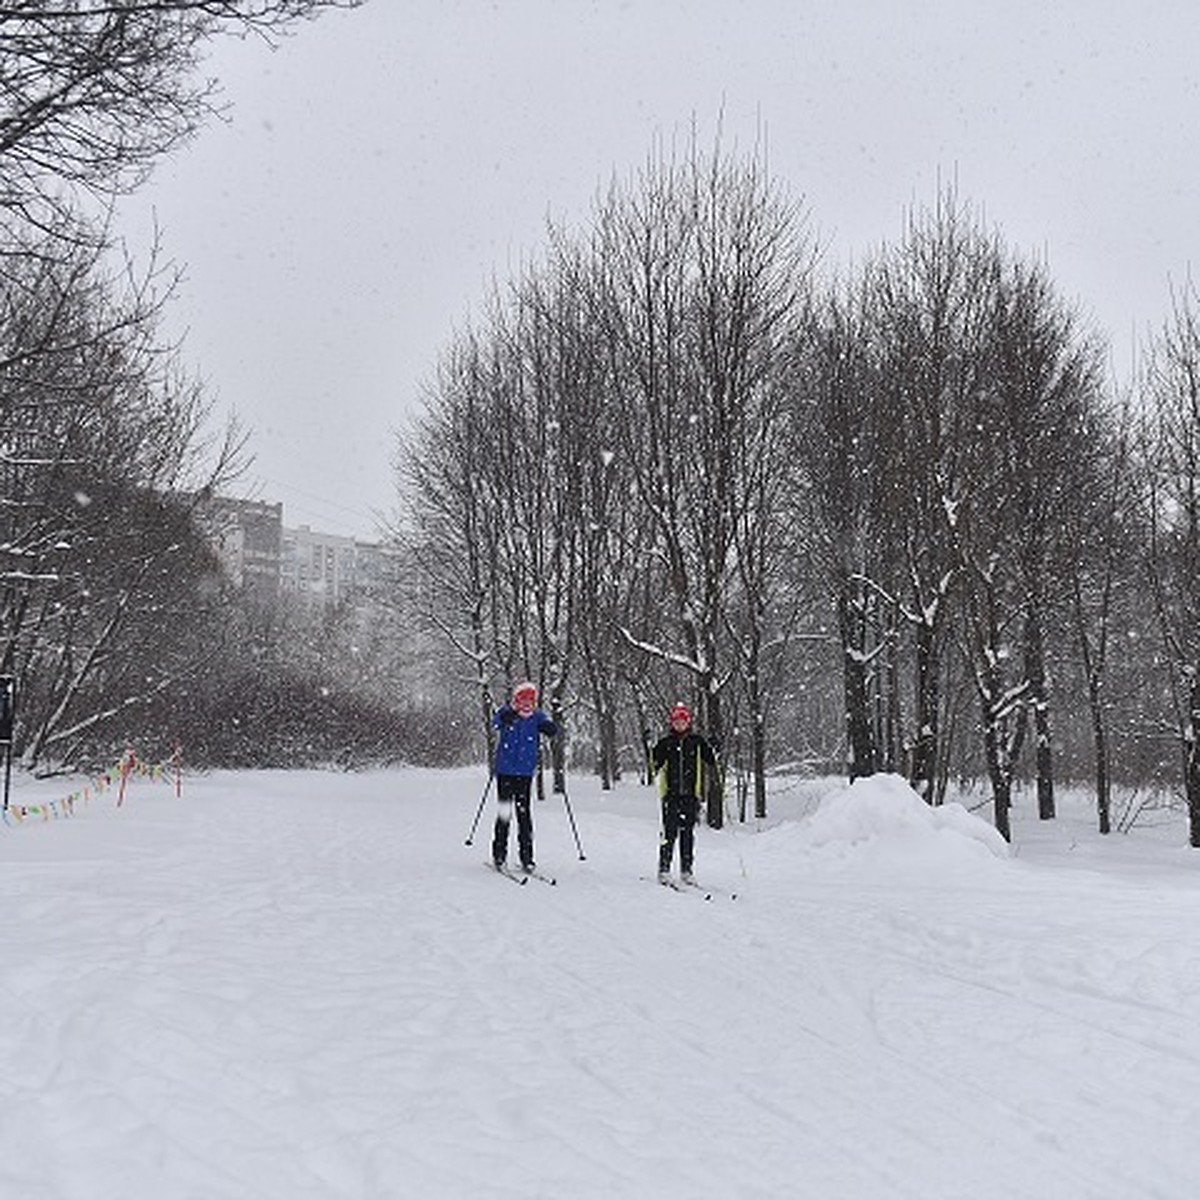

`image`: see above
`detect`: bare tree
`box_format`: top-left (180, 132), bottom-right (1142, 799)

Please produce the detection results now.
top-left (0, 0), bottom-right (361, 237)
top-left (981, 259), bottom-right (1107, 826)
top-left (1140, 279), bottom-right (1200, 847)
top-left (594, 135), bottom-right (809, 823)
top-left (799, 274), bottom-right (906, 783)
top-left (539, 232), bottom-right (635, 789)
top-left (0, 0), bottom-right (363, 769)
top-left (1068, 401), bottom-right (1140, 833)
top-left (492, 261), bottom-right (591, 793)
top-left (871, 188), bottom-right (998, 805)
top-left (400, 330), bottom-right (507, 751)
top-left (0, 228), bottom-right (239, 766)
top-left (694, 147), bottom-right (813, 820)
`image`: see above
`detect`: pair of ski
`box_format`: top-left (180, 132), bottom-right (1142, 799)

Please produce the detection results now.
top-left (645, 875), bottom-right (737, 901)
top-left (487, 861), bottom-right (557, 887)
top-left (486, 861), bottom-right (734, 900)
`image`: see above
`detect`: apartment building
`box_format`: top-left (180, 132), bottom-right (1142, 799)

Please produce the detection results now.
top-left (199, 496), bottom-right (283, 603)
top-left (280, 524), bottom-right (387, 611)
top-left (199, 497), bottom-right (389, 614)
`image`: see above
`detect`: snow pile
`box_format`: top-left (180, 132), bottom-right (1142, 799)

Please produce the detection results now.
top-left (798, 771), bottom-right (1010, 870)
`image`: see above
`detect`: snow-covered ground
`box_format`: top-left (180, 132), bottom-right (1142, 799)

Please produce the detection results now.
top-left (2, 764), bottom-right (1198, 1199)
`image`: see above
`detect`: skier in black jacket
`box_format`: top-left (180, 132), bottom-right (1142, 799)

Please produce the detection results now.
top-left (651, 702), bottom-right (718, 884)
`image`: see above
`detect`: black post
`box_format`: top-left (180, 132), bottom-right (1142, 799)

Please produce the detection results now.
top-left (0, 676), bottom-right (14, 813)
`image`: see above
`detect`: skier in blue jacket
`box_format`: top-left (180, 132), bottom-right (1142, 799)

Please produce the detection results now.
top-left (491, 681), bottom-right (560, 872)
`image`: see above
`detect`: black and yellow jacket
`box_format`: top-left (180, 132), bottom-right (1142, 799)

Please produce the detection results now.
top-left (651, 730), bottom-right (718, 800)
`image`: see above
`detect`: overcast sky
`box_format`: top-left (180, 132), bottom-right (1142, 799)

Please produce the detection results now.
top-left (114, 1), bottom-right (1200, 540)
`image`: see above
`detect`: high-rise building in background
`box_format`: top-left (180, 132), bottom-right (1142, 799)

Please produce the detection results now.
top-left (196, 496), bottom-right (461, 718)
top-left (280, 524), bottom-right (387, 612)
top-left (198, 496), bottom-right (389, 615)
top-left (197, 497), bottom-right (283, 603)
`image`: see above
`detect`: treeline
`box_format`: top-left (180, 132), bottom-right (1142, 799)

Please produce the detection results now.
top-left (5, 6), bottom-right (1199, 833)
top-left (397, 140), bottom-right (1200, 844)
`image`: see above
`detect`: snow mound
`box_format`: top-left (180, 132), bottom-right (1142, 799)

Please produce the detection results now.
top-left (799, 773), bottom-right (1010, 873)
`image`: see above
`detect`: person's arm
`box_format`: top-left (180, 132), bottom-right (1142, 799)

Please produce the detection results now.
top-left (650, 737), bottom-right (667, 774)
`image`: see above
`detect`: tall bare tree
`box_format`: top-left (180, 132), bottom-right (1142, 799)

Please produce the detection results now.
top-left (871, 189), bottom-right (998, 804)
top-left (0, 0), bottom-right (360, 237)
top-left (799, 274), bottom-right (908, 782)
top-left (979, 258), bottom-right (1107, 827)
top-left (1140, 279), bottom-right (1200, 847)
top-left (594, 136), bottom-right (810, 823)
top-left (400, 331), bottom-right (507, 747)
top-left (0, 229), bottom-right (237, 766)
top-left (1068, 401), bottom-right (1140, 833)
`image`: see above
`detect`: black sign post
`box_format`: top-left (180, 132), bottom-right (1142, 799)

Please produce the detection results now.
top-left (0, 676), bottom-right (14, 813)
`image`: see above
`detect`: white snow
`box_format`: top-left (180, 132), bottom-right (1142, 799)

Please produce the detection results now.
top-left (2, 765), bottom-right (1199, 1199)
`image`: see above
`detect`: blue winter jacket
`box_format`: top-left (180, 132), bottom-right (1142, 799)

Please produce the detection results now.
top-left (492, 705), bottom-right (559, 777)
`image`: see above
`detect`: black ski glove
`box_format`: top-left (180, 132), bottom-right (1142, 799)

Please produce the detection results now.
top-left (498, 705), bottom-right (517, 727)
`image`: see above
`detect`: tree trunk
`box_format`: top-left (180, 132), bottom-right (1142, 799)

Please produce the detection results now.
top-left (883, 634), bottom-right (901, 774)
top-left (742, 656), bottom-right (770, 820)
top-left (984, 716), bottom-right (1013, 842)
top-left (1084, 663), bottom-right (1111, 834)
top-left (598, 702), bottom-right (619, 791)
top-left (911, 621), bottom-right (939, 804)
top-left (1024, 605), bottom-right (1056, 820)
top-left (1072, 574), bottom-right (1113, 834)
top-left (1187, 672), bottom-right (1200, 849)
top-left (838, 591), bottom-right (877, 781)
top-left (751, 711), bottom-right (768, 820)
top-left (1093, 700), bottom-right (1111, 835)
top-left (704, 686), bottom-right (725, 829)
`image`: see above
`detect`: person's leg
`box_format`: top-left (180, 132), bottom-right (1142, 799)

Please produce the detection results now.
top-left (514, 776), bottom-right (535, 869)
top-left (492, 776), bottom-right (516, 865)
top-left (679, 796), bottom-right (699, 878)
top-left (659, 796), bottom-right (679, 876)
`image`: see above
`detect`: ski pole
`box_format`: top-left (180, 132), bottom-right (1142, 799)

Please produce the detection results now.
top-left (560, 780), bottom-right (586, 860)
top-left (464, 772), bottom-right (495, 846)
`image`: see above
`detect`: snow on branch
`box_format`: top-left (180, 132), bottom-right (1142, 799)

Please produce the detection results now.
top-left (618, 625), bottom-right (704, 676)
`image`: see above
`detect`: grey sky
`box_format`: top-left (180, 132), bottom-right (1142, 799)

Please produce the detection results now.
top-left (115, 1), bottom-right (1199, 540)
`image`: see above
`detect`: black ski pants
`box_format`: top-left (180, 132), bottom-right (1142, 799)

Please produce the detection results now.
top-left (492, 774), bottom-right (535, 868)
top-left (659, 793), bottom-right (699, 874)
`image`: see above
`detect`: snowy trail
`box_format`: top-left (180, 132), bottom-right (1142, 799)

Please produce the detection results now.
top-left (1, 767), bottom-right (1199, 1198)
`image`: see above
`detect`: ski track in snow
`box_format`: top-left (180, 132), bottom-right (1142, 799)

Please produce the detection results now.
top-left (1, 767), bottom-right (1198, 1199)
